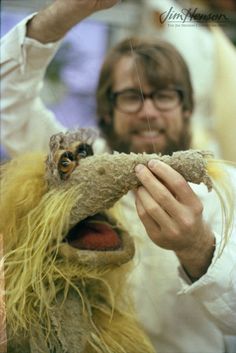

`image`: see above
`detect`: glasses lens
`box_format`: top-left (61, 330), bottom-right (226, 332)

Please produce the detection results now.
top-left (116, 90), bottom-right (142, 113)
top-left (112, 88), bottom-right (182, 113)
top-left (153, 90), bottom-right (180, 111)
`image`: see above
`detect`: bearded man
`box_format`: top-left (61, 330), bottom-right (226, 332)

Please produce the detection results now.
top-left (1, 1), bottom-right (236, 352)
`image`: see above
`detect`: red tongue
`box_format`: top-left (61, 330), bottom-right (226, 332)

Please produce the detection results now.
top-left (69, 222), bottom-right (121, 250)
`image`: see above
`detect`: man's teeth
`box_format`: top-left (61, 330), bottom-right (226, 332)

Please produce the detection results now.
top-left (139, 131), bottom-right (161, 137)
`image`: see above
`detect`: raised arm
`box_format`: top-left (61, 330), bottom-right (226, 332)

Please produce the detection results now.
top-left (0, 0), bottom-right (118, 157)
top-left (27, 0), bottom-right (119, 43)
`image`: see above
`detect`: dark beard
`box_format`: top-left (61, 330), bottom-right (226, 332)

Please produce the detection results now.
top-left (105, 124), bottom-right (191, 156)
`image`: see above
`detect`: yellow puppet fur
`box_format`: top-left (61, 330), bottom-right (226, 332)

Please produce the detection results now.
top-left (0, 153), bottom-right (155, 353)
top-left (206, 159), bottom-right (235, 255)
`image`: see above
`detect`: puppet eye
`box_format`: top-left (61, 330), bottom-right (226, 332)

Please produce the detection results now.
top-left (58, 151), bottom-right (76, 179)
top-left (76, 143), bottom-right (94, 159)
top-left (61, 151), bottom-right (75, 161)
top-left (60, 160), bottom-right (71, 167)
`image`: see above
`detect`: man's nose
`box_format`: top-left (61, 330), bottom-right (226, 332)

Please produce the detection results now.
top-left (138, 98), bottom-right (161, 120)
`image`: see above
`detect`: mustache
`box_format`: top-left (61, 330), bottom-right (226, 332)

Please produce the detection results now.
top-left (130, 124), bottom-right (166, 134)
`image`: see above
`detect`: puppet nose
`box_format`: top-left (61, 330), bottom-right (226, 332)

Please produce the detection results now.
top-left (59, 150), bottom-right (212, 228)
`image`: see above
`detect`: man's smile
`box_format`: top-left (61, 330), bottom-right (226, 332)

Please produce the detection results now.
top-left (130, 128), bottom-right (166, 147)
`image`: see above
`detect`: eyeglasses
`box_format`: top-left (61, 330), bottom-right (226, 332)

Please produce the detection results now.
top-left (109, 88), bottom-right (184, 114)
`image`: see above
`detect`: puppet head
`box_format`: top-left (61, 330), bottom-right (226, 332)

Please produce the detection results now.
top-left (1, 129), bottom-right (155, 353)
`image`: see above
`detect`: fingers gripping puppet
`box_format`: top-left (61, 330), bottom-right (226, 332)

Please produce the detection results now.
top-left (0, 129), bottom-right (232, 353)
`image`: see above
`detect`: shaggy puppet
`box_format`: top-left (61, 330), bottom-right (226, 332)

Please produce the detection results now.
top-left (0, 129), bottom-right (233, 353)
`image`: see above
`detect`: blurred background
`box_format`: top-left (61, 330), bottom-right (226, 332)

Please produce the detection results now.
top-left (1, 0), bottom-right (236, 161)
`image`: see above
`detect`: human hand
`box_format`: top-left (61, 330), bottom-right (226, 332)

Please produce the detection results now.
top-left (135, 159), bottom-right (215, 279)
top-left (27, 0), bottom-right (119, 43)
top-left (51, 0), bottom-right (120, 20)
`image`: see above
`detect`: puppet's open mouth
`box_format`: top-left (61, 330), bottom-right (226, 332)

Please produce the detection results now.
top-left (63, 215), bottom-right (122, 251)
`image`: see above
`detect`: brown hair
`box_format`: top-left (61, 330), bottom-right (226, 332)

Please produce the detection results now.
top-left (96, 37), bottom-right (194, 141)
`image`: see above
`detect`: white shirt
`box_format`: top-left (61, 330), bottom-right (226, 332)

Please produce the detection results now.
top-left (1, 15), bottom-right (236, 353)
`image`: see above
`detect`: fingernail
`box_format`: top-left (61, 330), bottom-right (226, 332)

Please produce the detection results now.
top-left (148, 159), bottom-right (159, 169)
top-left (135, 164), bottom-right (144, 173)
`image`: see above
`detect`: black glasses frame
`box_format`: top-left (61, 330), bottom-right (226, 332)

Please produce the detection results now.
top-left (109, 87), bottom-right (185, 114)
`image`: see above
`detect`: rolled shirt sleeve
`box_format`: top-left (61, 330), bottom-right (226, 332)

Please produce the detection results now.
top-left (0, 14), bottom-right (66, 157)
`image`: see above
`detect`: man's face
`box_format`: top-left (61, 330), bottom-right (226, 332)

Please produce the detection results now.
top-left (108, 56), bottom-right (191, 155)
